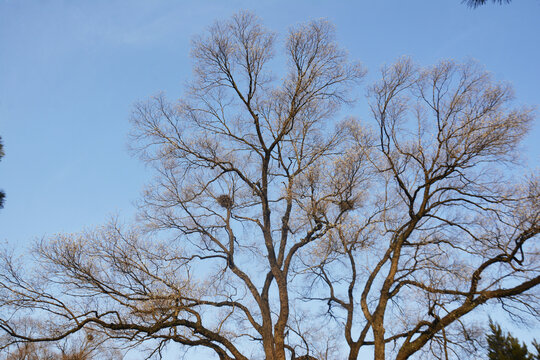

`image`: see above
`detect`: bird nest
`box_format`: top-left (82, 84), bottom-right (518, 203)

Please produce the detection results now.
top-left (338, 199), bottom-right (355, 212)
top-left (217, 194), bottom-right (233, 209)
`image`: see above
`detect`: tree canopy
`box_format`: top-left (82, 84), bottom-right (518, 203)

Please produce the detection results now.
top-left (0, 12), bottom-right (538, 360)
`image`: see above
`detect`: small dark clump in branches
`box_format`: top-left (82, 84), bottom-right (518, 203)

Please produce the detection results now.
top-left (217, 194), bottom-right (233, 209)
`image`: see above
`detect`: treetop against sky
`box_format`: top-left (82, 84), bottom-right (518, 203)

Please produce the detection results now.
top-left (0, 1), bottom-right (539, 360)
top-left (1, 1), bottom-right (538, 240)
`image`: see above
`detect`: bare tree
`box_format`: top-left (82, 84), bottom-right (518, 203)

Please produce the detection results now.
top-left (3, 329), bottom-right (119, 360)
top-left (307, 58), bottom-right (539, 360)
top-left (0, 12), bottom-right (538, 360)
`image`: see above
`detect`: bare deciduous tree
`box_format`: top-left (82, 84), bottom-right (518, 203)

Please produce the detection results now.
top-left (310, 58), bottom-right (539, 360)
top-left (0, 12), bottom-right (538, 360)
top-left (3, 329), bottom-right (119, 360)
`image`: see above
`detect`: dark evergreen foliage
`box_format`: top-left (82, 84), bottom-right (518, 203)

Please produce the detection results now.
top-left (487, 321), bottom-right (540, 360)
top-left (463, 0), bottom-right (512, 8)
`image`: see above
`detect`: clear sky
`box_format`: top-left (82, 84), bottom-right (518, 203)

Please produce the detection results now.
top-left (1, 0), bottom-right (539, 357)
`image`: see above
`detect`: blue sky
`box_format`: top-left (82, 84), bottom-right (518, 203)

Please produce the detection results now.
top-left (1, 0), bottom-right (539, 356)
